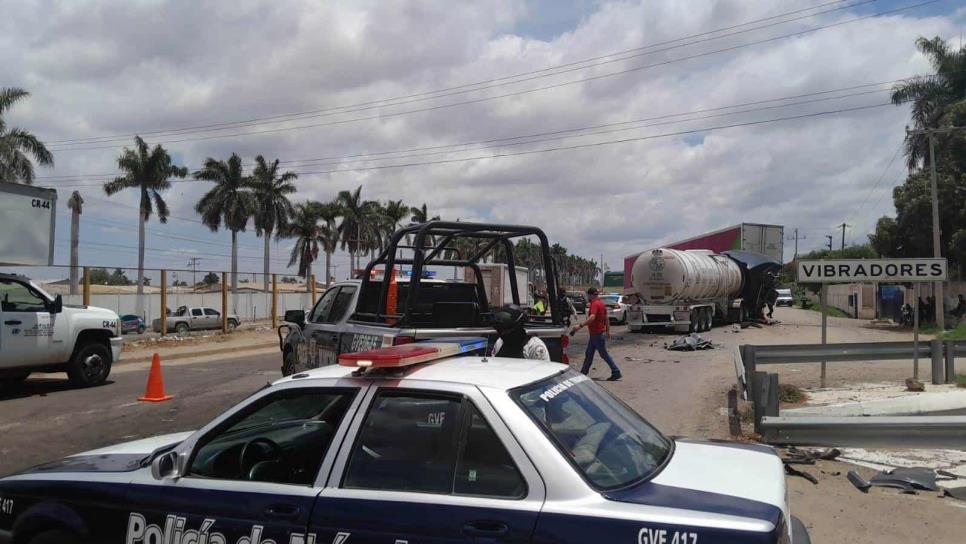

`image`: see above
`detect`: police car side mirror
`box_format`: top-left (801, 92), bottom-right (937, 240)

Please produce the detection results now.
top-left (151, 450), bottom-right (181, 480)
top-left (284, 309), bottom-right (305, 327)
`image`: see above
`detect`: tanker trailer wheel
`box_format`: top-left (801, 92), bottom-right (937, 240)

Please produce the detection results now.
top-left (704, 308), bottom-right (713, 331)
top-left (688, 310), bottom-right (698, 333)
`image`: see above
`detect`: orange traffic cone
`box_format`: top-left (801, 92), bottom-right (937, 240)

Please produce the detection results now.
top-left (138, 353), bottom-right (173, 402)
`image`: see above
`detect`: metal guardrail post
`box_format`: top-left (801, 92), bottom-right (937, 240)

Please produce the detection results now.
top-left (221, 272), bottom-right (228, 333)
top-left (753, 371), bottom-right (768, 436)
top-left (728, 388), bottom-right (741, 436)
top-left (767, 373), bottom-right (780, 418)
top-left (820, 284), bottom-right (827, 388)
top-left (946, 341), bottom-right (957, 384)
top-left (930, 339), bottom-right (943, 385)
top-left (160, 270), bottom-right (167, 337)
top-left (82, 266), bottom-right (90, 306)
top-left (271, 274), bottom-right (278, 330)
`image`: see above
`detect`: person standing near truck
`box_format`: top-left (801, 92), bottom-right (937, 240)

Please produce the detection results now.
top-left (573, 287), bottom-right (622, 381)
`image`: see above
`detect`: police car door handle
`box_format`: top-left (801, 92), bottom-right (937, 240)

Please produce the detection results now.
top-left (264, 503), bottom-right (301, 520)
top-left (4, 320), bottom-right (21, 325)
top-left (462, 520), bottom-right (509, 538)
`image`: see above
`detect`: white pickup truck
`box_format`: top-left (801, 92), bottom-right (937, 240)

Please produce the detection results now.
top-left (0, 272), bottom-right (122, 388)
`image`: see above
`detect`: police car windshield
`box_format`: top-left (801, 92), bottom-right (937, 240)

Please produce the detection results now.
top-left (511, 370), bottom-right (671, 490)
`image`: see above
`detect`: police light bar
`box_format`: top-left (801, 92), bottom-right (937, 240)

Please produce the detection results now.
top-left (338, 337), bottom-right (488, 368)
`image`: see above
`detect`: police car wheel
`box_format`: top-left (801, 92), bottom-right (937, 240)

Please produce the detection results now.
top-left (67, 342), bottom-right (112, 387)
top-left (28, 529), bottom-right (81, 544)
top-left (281, 349), bottom-right (298, 376)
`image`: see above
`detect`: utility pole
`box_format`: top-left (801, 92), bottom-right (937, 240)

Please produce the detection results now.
top-left (67, 191), bottom-right (84, 295)
top-left (825, 235), bottom-right (833, 251)
top-left (187, 257), bottom-right (201, 289)
top-left (906, 126), bottom-right (966, 331)
top-left (788, 229), bottom-right (806, 259)
top-left (838, 223), bottom-right (850, 250)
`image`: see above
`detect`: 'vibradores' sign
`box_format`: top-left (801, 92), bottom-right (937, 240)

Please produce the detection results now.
top-left (797, 258), bottom-right (947, 283)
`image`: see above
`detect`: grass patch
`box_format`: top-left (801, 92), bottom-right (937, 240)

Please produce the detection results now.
top-left (956, 374), bottom-right (966, 389)
top-left (939, 322), bottom-right (966, 341)
top-left (805, 304), bottom-right (849, 318)
top-left (778, 384), bottom-right (808, 404)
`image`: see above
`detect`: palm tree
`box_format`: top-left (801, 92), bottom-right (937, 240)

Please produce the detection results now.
top-left (67, 191), bottom-right (83, 295)
top-left (285, 201), bottom-right (322, 279)
top-left (194, 153), bottom-right (254, 298)
top-left (0, 87), bottom-right (54, 184)
top-left (250, 155), bottom-right (297, 290)
top-left (104, 136), bottom-right (187, 315)
top-left (381, 199), bottom-right (409, 248)
top-left (337, 186), bottom-right (377, 273)
top-left (408, 202), bottom-right (440, 248)
top-left (317, 202), bottom-right (342, 284)
top-left (892, 36), bottom-right (966, 170)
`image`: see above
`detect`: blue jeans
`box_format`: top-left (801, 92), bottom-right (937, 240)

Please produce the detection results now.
top-left (581, 333), bottom-right (620, 376)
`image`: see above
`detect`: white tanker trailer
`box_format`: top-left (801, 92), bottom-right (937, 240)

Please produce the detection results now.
top-left (623, 248), bottom-right (781, 333)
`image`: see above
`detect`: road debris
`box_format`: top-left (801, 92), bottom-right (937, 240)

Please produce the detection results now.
top-left (665, 333), bottom-right (715, 351)
top-left (847, 470), bottom-right (871, 492)
top-left (905, 378), bottom-right (925, 392)
top-left (784, 463), bottom-right (818, 484)
top-left (783, 447), bottom-right (841, 465)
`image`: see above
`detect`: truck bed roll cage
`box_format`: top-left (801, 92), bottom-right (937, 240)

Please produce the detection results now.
top-left (353, 221), bottom-right (561, 327)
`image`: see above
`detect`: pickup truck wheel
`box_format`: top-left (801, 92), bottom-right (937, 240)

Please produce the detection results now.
top-left (137, 324), bottom-right (146, 334)
top-left (175, 322), bottom-right (189, 335)
top-left (228, 319), bottom-right (239, 331)
top-left (28, 529), bottom-right (81, 544)
top-left (67, 342), bottom-right (112, 387)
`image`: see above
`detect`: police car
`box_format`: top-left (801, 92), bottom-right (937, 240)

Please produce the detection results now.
top-left (0, 340), bottom-right (809, 544)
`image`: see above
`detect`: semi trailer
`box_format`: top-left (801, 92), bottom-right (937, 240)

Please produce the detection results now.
top-left (623, 248), bottom-right (781, 332)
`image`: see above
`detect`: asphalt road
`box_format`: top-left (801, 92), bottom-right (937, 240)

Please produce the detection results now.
top-left (0, 351), bottom-right (279, 476)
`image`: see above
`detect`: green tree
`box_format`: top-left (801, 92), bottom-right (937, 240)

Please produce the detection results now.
top-left (317, 201), bottom-right (342, 284)
top-left (250, 155), bottom-right (297, 289)
top-left (0, 87), bottom-right (53, 184)
top-left (202, 272), bottom-right (220, 286)
top-left (104, 136), bottom-right (187, 314)
top-left (194, 153), bottom-right (254, 297)
top-left (337, 186), bottom-right (382, 272)
top-left (285, 201), bottom-right (322, 279)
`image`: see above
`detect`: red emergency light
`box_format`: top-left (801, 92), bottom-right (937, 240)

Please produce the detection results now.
top-left (338, 338), bottom-right (488, 368)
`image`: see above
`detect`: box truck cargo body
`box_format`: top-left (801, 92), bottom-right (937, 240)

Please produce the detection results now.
top-left (464, 263), bottom-right (531, 308)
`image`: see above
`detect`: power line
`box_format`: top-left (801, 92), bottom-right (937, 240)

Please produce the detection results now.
top-left (46, 101), bottom-right (899, 187)
top-left (38, 76), bottom-right (917, 183)
top-left (46, 1), bottom-right (935, 152)
top-left (44, 0), bottom-right (871, 147)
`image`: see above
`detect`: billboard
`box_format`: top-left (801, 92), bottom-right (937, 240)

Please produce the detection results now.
top-left (0, 182), bottom-right (57, 265)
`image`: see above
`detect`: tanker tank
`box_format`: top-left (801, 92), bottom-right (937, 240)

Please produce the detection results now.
top-left (630, 248), bottom-right (744, 305)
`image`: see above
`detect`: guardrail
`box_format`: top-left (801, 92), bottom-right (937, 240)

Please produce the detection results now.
top-left (738, 340), bottom-right (966, 447)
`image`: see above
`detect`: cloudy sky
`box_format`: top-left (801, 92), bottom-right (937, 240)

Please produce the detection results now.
top-left (2, 0), bottom-right (963, 279)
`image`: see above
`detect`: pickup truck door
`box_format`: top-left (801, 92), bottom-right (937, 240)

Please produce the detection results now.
top-left (189, 307), bottom-right (206, 329)
top-left (305, 285), bottom-right (357, 367)
top-left (0, 277), bottom-right (54, 368)
top-left (203, 307), bottom-right (220, 329)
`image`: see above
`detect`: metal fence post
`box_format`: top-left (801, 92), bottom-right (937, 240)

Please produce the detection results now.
top-left (820, 284), bottom-right (828, 388)
top-left (221, 272), bottom-right (228, 333)
top-left (931, 339), bottom-right (944, 385)
top-left (160, 270), bottom-right (167, 337)
top-left (946, 341), bottom-right (956, 384)
top-left (271, 274), bottom-right (278, 330)
top-left (82, 266), bottom-right (90, 306)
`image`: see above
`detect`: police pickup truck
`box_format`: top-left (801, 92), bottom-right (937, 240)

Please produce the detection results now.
top-left (279, 221), bottom-right (570, 375)
top-left (0, 341), bottom-right (809, 544)
top-left (0, 272), bottom-right (122, 388)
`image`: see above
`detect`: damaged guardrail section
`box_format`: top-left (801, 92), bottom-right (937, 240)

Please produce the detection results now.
top-left (738, 340), bottom-right (966, 447)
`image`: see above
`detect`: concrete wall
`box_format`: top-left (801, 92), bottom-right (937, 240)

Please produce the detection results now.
top-left (65, 292), bottom-right (313, 321)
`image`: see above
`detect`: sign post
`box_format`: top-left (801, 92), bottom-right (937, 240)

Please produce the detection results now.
top-left (798, 258), bottom-right (947, 386)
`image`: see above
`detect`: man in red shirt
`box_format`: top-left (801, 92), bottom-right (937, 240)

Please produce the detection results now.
top-left (572, 287), bottom-right (621, 381)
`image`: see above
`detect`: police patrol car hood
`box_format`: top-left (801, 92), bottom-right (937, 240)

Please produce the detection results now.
top-left (11, 432), bottom-right (193, 476)
top-left (606, 439), bottom-right (787, 529)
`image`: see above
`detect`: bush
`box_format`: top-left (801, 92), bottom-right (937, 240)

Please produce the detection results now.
top-left (778, 383), bottom-right (807, 403)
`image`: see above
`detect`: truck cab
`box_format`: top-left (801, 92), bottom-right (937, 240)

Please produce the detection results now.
top-left (279, 221), bottom-right (569, 375)
top-left (0, 272), bottom-right (122, 387)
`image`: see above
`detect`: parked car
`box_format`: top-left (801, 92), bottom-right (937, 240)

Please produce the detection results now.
top-left (602, 293), bottom-right (628, 324)
top-left (151, 306), bottom-right (239, 334)
top-left (0, 272), bottom-right (122, 388)
top-left (0, 349), bottom-right (809, 544)
top-left (120, 314), bottom-right (146, 334)
top-left (776, 288), bottom-right (794, 306)
top-left (567, 292), bottom-right (587, 313)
